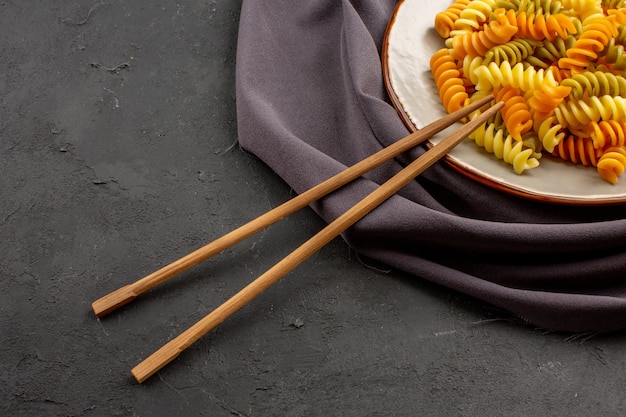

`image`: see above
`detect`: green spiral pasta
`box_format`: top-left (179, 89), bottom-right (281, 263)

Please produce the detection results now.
top-left (525, 36), bottom-right (576, 68)
top-left (600, 38), bottom-right (626, 70)
top-left (560, 71), bottom-right (626, 98)
top-left (482, 38), bottom-right (540, 66)
top-left (496, 0), bottom-right (571, 15)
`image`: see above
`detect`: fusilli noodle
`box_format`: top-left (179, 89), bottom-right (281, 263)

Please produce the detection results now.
top-left (597, 146), bottom-right (626, 183)
top-left (468, 113), bottom-right (542, 173)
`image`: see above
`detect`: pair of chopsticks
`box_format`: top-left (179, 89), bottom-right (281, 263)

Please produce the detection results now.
top-left (92, 94), bottom-right (502, 383)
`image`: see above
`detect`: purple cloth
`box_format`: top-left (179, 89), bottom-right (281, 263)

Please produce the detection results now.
top-left (235, 0), bottom-right (626, 332)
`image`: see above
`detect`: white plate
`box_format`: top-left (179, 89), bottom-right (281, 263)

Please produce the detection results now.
top-left (382, 0), bottom-right (626, 205)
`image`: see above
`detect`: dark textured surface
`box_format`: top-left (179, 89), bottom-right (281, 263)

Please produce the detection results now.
top-left (2, 1), bottom-right (626, 416)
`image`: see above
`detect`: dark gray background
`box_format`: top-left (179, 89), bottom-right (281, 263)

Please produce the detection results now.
top-left (2, 1), bottom-right (625, 416)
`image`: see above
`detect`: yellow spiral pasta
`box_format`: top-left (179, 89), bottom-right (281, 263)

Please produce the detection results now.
top-left (554, 95), bottom-right (626, 129)
top-left (562, 0), bottom-right (604, 25)
top-left (473, 61), bottom-right (556, 91)
top-left (451, 0), bottom-right (497, 34)
top-left (468, 114), bottom-right (541, 173)
top-left (535, 115), bottom-right (567, 152)
top-left (597, 146), bottom-right (626, 183)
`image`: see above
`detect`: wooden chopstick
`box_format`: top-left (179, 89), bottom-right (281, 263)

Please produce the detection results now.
top-left (91, 94), bottom-right (495, 318)
top-left (130, 100), bottom-right (504, 383)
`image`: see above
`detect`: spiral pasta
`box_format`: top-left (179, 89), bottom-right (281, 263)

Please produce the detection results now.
top-left (495, 86), bottom-right (534, 140)
top-left (535, 115), bottom-right (567, 152)
top-left (435, 0), bottom-right (471, 38)
top-left (530, 0), bottom-right (571, 14)
top-left (552, 134), bottom-right (600, 165)
top-left (603, 0), bottom-right (626, 10)
top-left (451, 0), bottom-right (497, 34)
top-left (599, 37), bottom-right (626, 70)
top-left (561, 70), bottom-right (626, 97)
top-left (450, 11), bottom-right (518, 60)
top-left (597, 146), bottom-right (626, 183)
top-left (554, 95), bottom-right (626, 129)
top-left (558, 16), bottom-right (618, 72)
top-left (500, 8), bottom-right (578, 41)
top-left (482, 38), bottom-right (540, 65)
top-left (468, 114), bottom-right (542, 173)
top-left (473, 60), bottom-right (556, 91)
top-left (589, 119), bottom-right (626, 147)
top-left (430, 48), bottom-right (470, 113)
top-left (526, 36), bottom-right (576, 68)
top-left (563, 0), bottom-right (605, 24)
top-left (528, 76), bottom-right (572, 118)
top-left (430, 0), bottom-right (626, 183)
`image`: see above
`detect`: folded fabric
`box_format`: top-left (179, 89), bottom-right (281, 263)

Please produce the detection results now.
top-left (235, 0), bottom-right (626, 332)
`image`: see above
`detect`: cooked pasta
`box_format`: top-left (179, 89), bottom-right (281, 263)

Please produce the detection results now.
top-left (558, 16), bottom-right (617, 72)
top-left (589, 119), bottom-right (626, 147)
top-left (525, 36), bottom-right (576, 68)
top-left (535, 115), bottom-right (567, 152)
top-left (473, 61), bottom-right (556, 91)
top-left (452, 0), bottom-right (497, 34)
top-left (431, 0), bottom-right (626, 183)
top-left (552, 134), bottom-right (600, 165)
top-left (501, 9), bottom-right (578, 41)
top-left (597, 146), bottom-right (626, 183)
top-left (482, 38), bottom-right (540, 66)
top-left (528, 76), bottom-right (572, 118)
top-left (430, 48), bottom-right (470, 113)
top-left (554, 95), bottom-right (626, 129)
top-left (435, 0), bottom-right (471, 38)
top-left (468, 114), bottom-right (542, 174)
top-left (561, 71), bottom-right (626, 97)
top-left (450, 9), bottom-right (518, 60)
top-left (495, 86), bottom-right (534, 140)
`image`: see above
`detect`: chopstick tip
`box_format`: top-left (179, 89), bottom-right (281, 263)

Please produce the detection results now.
top-left (92, 285), bottom-right (137, 318)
